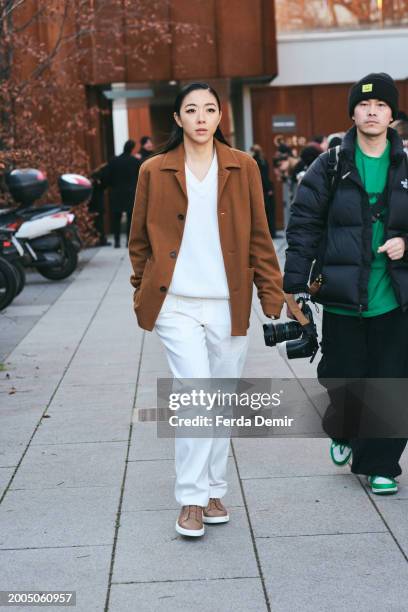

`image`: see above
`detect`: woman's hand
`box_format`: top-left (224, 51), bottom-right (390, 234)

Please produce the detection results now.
top-left (285, 292), bottom-right (310, 320)
top-left (377, 237), bottom-right (406, 260)
top-left (286, 302), bottom-right (296, 320)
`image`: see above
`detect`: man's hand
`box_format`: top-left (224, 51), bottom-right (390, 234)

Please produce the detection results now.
top-left (377, 237), bottom-right (406, 260)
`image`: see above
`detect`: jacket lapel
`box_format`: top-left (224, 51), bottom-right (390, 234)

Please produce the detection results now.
top-left (160, 139), bottom-right (241, 204)
top-left (214, 139), bottom-right (241, 201)
top-left (160, 145), bottom-right (187, 201)
top-left (174, 171), bottom-right (188, 202)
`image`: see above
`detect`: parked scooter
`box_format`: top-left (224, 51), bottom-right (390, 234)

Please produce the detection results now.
top-left (1, 169), bottom-right (92, 280)
top-left (0, 256), bottom-right (18, 310)
top-left (0, 225), bottom-right (25, 293)
top-left (0, 226), bottom-right (26, 310)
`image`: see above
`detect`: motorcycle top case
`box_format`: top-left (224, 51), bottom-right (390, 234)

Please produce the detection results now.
top-left (58, 174), bottom-right (93, 205)
top-left (6, 169), bottom-right (48, 205)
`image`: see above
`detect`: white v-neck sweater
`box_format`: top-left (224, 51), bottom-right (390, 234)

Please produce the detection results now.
top-left (168, 152), bottom-right (230, 298)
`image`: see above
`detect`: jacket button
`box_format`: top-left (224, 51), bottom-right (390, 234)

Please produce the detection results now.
top-left (160, 286), bottom-right (167, 292)
top-left (177, 214), bottom-right (185, 220)
top-left (169, 251), bottom-right (177, 258)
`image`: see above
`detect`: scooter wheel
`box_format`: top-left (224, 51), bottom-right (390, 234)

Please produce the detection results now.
top-left (0, 257), bottom-right (18, 310)
top-left (36, 238), bottom-right (78, 281)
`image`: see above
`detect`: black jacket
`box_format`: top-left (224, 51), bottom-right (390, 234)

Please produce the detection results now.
top-left (105, 153), bottom-right (141, 212)
top-left (283, 126), bottom-right (408, 313)
top-left (253, 154), bottom-right (273, 198)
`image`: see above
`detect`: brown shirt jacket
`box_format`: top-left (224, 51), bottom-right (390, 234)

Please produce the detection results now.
top-left (128, 139), bottom-right (284, 335)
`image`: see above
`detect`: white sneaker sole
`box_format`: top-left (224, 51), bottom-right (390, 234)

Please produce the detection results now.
top-left (202, 514), bottom-right (229, 524)
top-left (371, 486), bottom-right (398, 494)
top-left (367, 476), bottom-right (398, 495)
top-left (175, 522), bottom-right (205, 537)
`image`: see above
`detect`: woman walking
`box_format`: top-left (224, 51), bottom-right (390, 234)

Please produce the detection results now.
top-left (128, 82), bottom-right (284, 537)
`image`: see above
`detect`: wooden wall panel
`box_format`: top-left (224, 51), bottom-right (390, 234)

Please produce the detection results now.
top-left (311, 84), bottom-right (350, 135)
top-left (219, 100), bottom-right (233, 142)
top-left (74, 0), bottom-right (95, 85)
top-left (11, 0), bottom-right (41, 83)
top-left (70, 0), bottom-right (277, 85)
top-left (170, 0), bottom-right (218, 80)
top-left (216, 0), bottom-right (263, 77)
top-left (91, 0), bottom-right (126, 84)
top-left (127, 105), bottom-right (153, 146)
top-left (124, 0), bottom-right (172, 82)
top-left (261, 0), bottom-right (278, 76)
top-left (251, 85), bottom-right (315, 228)
top-left (397, 81), bottom-right (408, 116)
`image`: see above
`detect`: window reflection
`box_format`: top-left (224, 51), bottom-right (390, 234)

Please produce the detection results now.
top-left (276, 0), bottom-right (408, 33)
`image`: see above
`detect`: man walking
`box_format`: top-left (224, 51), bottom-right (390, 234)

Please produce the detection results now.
top-left (283, 73), bottom-right (408, 494)
top-left (105, 140), bottom-right (140, 248)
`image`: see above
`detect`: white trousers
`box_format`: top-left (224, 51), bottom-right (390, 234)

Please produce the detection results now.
top-left (155, 294), bottom-right (249, 506)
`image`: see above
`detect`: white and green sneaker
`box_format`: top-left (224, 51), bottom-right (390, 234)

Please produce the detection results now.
top-left (367, 475), bottom-right (398, 495)
top-left (330, 441), bottom-right (352, 466)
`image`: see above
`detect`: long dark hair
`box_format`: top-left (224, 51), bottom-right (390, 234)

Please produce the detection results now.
top-left (157, 82), bottom-right (230, 155)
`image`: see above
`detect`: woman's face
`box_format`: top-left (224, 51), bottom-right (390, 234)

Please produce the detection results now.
top-left (174, 89), bottom-right (222, 145)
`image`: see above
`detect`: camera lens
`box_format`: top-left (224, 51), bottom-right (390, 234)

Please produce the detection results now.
top-left (263, 321), bottom-right (301, 347)
top-left (274, 321), bottom-right (302, 343)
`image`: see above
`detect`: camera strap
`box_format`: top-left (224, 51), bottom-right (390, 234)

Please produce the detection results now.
top-left (308, 146), bottom-right (341, 294)
top-left (327, 145), bottom-right (341, 198)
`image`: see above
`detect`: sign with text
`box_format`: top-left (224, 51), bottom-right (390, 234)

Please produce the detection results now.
top-left (272, 114), bottom-right (297, 133)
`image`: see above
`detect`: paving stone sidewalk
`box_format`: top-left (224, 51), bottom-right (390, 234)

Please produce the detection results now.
top-left (1, 241), bottom-right (408, 612)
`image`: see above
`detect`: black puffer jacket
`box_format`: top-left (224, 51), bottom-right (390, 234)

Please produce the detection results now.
top-left (283, 126), bottom-right (408, 313)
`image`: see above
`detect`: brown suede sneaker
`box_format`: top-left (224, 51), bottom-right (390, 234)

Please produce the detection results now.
top-left (175, 505), bottom-right (205, 537)
top-left (203, 498), bottom-right (229, 524)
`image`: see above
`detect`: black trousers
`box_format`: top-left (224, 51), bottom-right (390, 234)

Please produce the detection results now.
top-left (317, 308), bottom-right (408, 477)
top-left (88, 187), bottom-right (107, 242)
top-left (111, 208), bottom-right (132, 246)
top-left (264, 194), bottom-right (276, 238)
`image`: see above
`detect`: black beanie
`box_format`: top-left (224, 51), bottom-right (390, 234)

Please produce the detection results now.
top-left (348, 73), bottom-right (398, 119)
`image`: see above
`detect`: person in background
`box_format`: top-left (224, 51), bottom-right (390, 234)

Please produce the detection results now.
top-left (274, 144), bottom-right (299, 180)
top-left (137, 136), bottom-right (154, 162)
top-left (327, 132), bottom-right (345, 149)
top-left (273, 145), bottom-right (300, 224)
top-left (391, 118), bottom-right (408, 155)
top-left (105, 139), bottom-right (141, 248)
top-left (89, 162), bottom-right (111, 246)
top-left (250, 144), bottom-right (276, 238)
top-left (395, 110), bottom-right (408, 121)
top-left (292, 144), bottom-right (321, 184)
top-left (311, 134), bottom-right (329, 152)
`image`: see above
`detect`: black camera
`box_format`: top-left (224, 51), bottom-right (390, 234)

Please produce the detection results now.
top-left (263, 299), bottom-right (319, 362)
